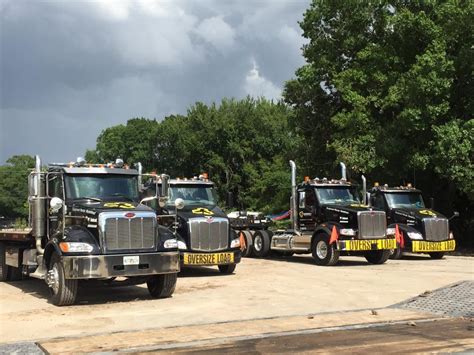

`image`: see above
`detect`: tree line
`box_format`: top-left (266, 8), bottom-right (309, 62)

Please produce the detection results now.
top-left (1, 1), bottom-right (472, 244)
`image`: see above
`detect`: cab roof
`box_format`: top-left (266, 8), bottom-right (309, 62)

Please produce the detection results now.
top-left (48, 166), bottom-right (138, 175)
top-left (371, 185), bottom-right (422, 193)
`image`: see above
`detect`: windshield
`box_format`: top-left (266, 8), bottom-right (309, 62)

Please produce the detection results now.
top-left (315, 186), bottom-right (359, 205)
top-left (65, 175), bottom-right (139, 201)
top-left (385, 192), bottom-right (425, 209)
top-left (165, 185), bottom-right (217, 208)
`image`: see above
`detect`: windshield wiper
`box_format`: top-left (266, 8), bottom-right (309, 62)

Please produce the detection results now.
top-left (78, 197), bottom-right (102, 202)
top-left (109, 193), bottom-right (135, 202)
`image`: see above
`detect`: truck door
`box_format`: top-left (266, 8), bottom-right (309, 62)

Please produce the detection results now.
top-left (297, 187), bottom-right (316, 232)
top-left (48, 173), bottom-right (64, 238)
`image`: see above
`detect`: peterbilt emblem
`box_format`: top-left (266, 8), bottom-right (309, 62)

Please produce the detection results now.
top-left (205, 217), bottom-right (214, 223)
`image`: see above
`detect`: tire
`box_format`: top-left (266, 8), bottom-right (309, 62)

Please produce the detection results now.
top-left (218, 263), bottom-right (236, 274)
top-left (389, 243), bottom-right (403, 260)
top-left (0, 242), bottom-right (9, 281)
top-left (241, 231), bottom-right (253, 257)
top-left (429, 252), bottom-right (445, 259)
top-left (365, 249), bottom-right (391, 264)
top-left (47, 254), bottom-right (78, 306)
top-left (311, 233), bottom-right (339, 266)
top-left (147, 273), bottom-right (177, 298)
top-left (252, 230), bottom-right (271, 257)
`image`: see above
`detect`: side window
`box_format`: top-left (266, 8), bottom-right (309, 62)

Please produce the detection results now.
top-left (48, 174), bottom-right (63, 198)
top-left (298, 191), bottom-right (305, 209)
top-left (373, 193), bottom-right (386, 209)
top-left (305, 189), bottom-right (315, 208)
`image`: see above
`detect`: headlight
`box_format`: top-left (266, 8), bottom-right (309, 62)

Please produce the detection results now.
top-left (177, 241), bottom-right (187, 250)
top-left (163, 239), bottom-right (178, 249)
top-left (340, 228), bottom-right (356, 236)
top-left (449, 231), bottom-right (454, 239)
top-left (59, 242), bottom-right (93, 253)
top-left (231, 238), bottom-right (241, 248)
top-left (386, 228), bottom-right (395, 235)
top-left (407, 232), bottom-right (423, 240)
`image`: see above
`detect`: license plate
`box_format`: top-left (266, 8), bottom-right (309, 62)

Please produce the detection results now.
top-left (340, 239), bottom-right (396, 251)
top-left (183, 252), bottom-right (234, 265)
top-left (123, 256), bottom-right (139, 265)
top-left (412, 240), bottom-right (455, 252)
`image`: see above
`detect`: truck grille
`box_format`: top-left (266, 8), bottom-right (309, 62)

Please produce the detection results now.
top-left (99, 212), bottom-right (156, 252)
top-left (358, 211), bottom-right (386, 239)
top-left (423, 218), bottom-right (449, 241)
top-left (188, 217), bottom-right (229, 252)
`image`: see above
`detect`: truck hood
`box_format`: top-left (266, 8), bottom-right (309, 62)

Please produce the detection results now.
top-left (70, 200), bottom-right (154, 216)
top-left (177, 205), bottom-right (228, 221)
top-left (392, 208), bottom-right (446, 222)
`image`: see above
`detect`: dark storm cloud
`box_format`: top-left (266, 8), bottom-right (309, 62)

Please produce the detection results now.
top-left (0, 0), bottom-right (309, 163)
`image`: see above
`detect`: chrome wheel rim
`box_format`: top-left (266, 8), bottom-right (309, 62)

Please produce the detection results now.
top-left (254, 235), bottom-right (263, 251)
top-left (316, 240), bottom-right (328, 259)
top-left (47, 264), bottom-right (60, 295)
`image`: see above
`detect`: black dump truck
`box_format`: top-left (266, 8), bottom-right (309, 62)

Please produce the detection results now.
top-left (368, 184), bottom-right (458, 259)
top-left (142, 174), bottom-right (241, 274)
top-left (0, 156), bottom-right (179, 306)
top-left (251, 161), bottom-right (396, 266)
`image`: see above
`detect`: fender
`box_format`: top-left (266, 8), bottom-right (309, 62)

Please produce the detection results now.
top-left (312, 222), bottom-right (341, 246)
top-left (388, 223), bottom-right (420, 249)
top-left (43, 241), bottom-right (62, 268)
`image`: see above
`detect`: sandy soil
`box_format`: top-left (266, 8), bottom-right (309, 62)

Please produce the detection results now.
top-left (0, 254), bottom-right (472, 343)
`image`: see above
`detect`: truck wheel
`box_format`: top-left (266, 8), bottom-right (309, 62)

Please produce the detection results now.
top-left (0, 242), bottom-right (9, 281)
top-left (47, 254), bottom-right (78, 306)
top-left (429, 252), bottom-right (445, 259)
top-left (242, 231), bottom-right (254, 257)
top-left (218, 263), bottom-right (236, 274)
top-left (147, 273), bottom-right (177, 298)
top-left (365, 249), bottom-right (391, 264)
top-left (252, 230), bottom-right (271, 257)
top-left (389, 243), bottom-right (403, 260)
top-left (312, 234), bottom-right (339, 266)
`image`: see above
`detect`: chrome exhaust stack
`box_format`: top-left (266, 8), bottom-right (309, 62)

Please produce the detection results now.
top-left (289, 160), bottom-right (297, 231)
top-left (29, 155), bottom-right (45, 254)
top-left (361, 175), bottom-right (367, 205)
top-left (340, 162), bottom-right (347, 181)
top-left (137, 162), bottom-right (143, 191)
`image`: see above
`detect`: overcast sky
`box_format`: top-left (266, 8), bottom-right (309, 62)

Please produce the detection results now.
top-left (0, 0), bottom-right (309, 164)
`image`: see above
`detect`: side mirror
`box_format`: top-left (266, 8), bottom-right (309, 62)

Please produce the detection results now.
top-left (50, 197), bottom-right (63, 212)
top-left (226, 191), bottom-right (234, 209)
top-left (175, 198), bottom-right (185, 210)
top-left (430, 197), bottom-right (435, 210)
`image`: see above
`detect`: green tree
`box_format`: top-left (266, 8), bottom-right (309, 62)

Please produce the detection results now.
top-left (0, 155), bottom-right (35, 218)
top-left (284, 1), bottom-right (473, 189)
top-left (87, 118), bottom-right (159, 167)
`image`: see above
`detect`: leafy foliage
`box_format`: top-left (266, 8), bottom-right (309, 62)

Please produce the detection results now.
top-left (0, 155), bottom-right (35, 218)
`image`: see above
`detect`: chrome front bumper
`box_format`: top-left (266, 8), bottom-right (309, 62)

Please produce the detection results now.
top-left (62, 252), bottom-right (180, 279)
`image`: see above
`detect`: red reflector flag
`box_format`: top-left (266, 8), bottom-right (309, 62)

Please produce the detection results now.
top-left (395, 224), bottom-right (404, 248)
top-left (329, 226), bottom-right (339, 244)
top-left (240, 232), bottom-right (246, 252)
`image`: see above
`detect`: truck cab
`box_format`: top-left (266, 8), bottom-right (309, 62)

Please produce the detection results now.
top-left (142, 176), bottom-right (241, 274)
top-left (369, 185), bottom-right (456, 259)
top-left (253, 161), bottom-right (395, 266)
top-left (0, 156), bottom-right (179, 306)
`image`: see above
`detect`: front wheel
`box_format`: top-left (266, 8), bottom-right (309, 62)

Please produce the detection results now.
top-left (311, 234), bottom-right (339, 266)
top-left (429, 252), bottom-right (445, 259)
top-left (147, 273), bottom-right (177, 298)
top-left (365, 249), bottom-right (391, 264)
top-left (218, 263), bottom-right (236, 274)
top-left (389, 243), bottom-right (403, 260)
top-left (47, 254), bottom-right (78, 306)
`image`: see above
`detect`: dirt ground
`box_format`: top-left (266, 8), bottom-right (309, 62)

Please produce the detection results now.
top-left (0, 254), bottom-right (472, 345)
